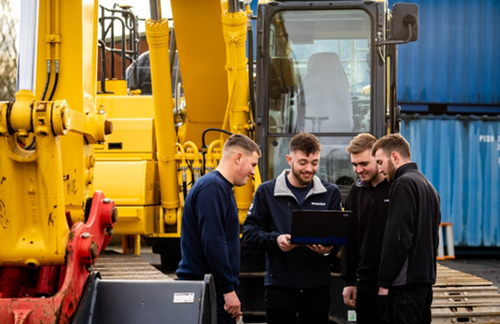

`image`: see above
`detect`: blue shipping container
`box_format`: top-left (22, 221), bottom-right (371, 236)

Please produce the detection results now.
top-left (401, 114), bottom-right (500, 247)
top-left (391, 0), bottom-right (500, 106)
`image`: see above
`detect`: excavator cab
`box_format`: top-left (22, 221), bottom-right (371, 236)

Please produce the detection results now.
top-left (255, 1), bottom-right (419, 200)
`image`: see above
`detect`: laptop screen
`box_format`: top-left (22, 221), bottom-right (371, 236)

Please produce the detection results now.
top-left (290, 210), bottom-right (352, 246)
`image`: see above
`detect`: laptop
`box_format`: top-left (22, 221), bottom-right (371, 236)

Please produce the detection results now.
top-left (290, 210), bottom-right (352, 246)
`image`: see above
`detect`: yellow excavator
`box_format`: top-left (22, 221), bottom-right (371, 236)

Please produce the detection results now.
top-left (0, 0), bottom-right (419, 323)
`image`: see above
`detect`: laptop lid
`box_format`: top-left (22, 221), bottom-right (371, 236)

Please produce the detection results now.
top-left (290, 210), bottom-right (352, 246)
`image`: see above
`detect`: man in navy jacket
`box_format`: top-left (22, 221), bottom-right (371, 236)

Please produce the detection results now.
top-left (176, 134), bottom-right (261, 324)
top-left (372, 133), bottom-right (441, 324)
top-left (243, 132), bottom-right (342, 324)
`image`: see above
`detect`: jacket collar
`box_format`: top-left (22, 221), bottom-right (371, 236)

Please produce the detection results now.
top-left (274, 169), bottom-right (327, 197)
top-left (354, 178), bottom-right (369, 188)
top-left (354, 177), bottom-right (389, 188)
top-left (394, 162), bottom-right (419, 181)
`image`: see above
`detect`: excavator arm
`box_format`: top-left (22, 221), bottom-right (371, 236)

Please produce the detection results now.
top-left (0, 1), bottom-right (117, 323)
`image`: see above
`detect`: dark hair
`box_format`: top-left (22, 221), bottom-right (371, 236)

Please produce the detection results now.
top-left (223, 134), bottom-right (261, 156)
top-left (289, 132), bottom-right (321, 156)
top-left (371, 133), bottom-right (411, 159)
top-left (346, 133), bottom-right (377, 154)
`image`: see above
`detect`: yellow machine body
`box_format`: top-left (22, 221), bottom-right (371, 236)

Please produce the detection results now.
top-left (94, 0), bottom-right (258, 243)
top-left (0, 0), bottom-right (108, 267)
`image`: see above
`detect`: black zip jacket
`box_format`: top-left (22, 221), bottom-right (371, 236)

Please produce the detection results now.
top-left (341, 178), bottom-right (390, 286)
top-left (378, 163), bottom-right (441, 288)
top-left (243, 170), bottom-right (342, 291)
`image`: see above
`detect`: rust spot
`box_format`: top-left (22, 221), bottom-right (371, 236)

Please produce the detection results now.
top-left (48, 212), bottom-right (54, 226)
top-left (1, 177), bottom-right (5, 184)
top-left (0, 200), bottom-right (8, 229)
top-left (36, 102), bottom-right (48, 112)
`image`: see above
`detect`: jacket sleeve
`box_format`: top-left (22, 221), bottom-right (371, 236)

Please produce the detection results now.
top-left (242, 186), bottom-right (281, 251)
top-left (197, 183), bottom-right (237, 293)
top-left (378, 182), bottom-right (417, 288)
top-left (328, 184), bottom-right (343, 256)
top-left (341, 185), bottom-right (358, 287)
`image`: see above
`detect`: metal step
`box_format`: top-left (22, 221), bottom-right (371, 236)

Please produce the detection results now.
top-left (94, 250), bottom-right (173, 280)
top-left (432, 264), bottom-right (500, 323)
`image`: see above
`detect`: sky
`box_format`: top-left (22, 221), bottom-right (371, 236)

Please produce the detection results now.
top-left (9, 0), bottom-right (173, 55)
top-left (98, 0), bottom-right (173, 33)
top-left (12, 0), bottom-right (173, 35)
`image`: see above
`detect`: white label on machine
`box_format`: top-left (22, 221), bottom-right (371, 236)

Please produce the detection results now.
top-left (173, 292), bottom-right (195, 303)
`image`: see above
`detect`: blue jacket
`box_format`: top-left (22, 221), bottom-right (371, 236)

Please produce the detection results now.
top-left (243, 170), bottom-right (342, 291)
top-left (176, 171), bottom-right (240, 294)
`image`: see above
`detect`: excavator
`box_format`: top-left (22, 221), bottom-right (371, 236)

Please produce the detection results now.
top-left (14, 0), bottom-right (495, 323)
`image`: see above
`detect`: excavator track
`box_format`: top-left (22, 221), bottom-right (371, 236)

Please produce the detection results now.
top-left (433, 263), bottom-right (500, 323)
top-left (94, 251), bottom-right (173, 280)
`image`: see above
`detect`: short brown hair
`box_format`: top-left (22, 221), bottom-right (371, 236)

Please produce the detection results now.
top-left (346, 133), bottom-right (377, 154)
top-left (371, 133), bottom-right (411, 159)
top-left (289, 132), bottom-right (321, 156)
top-left (223, 134), bottom-right (261, 156)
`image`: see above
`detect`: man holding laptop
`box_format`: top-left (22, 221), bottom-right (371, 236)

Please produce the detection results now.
top-left (243, 132), bottom-right (342, 324)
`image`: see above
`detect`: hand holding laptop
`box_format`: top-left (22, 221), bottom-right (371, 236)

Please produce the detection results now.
top-left (277, 234), bottom-right (297, 252)
top-left (307, 244), bottom-right (333, 255)
top-left (277, 234), bottom-right (333, 254)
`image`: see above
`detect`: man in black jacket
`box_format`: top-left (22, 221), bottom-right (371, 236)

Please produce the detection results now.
top-left (372, 133), bottom-right (441, 324)
top-left (341, 133), bottom-right (390, 324)
top-left (243, 132), bottom-right (342, 324)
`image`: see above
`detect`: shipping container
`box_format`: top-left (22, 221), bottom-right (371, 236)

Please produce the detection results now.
top-left (401, 114), bottom-right (500, 248)
top-left (391, 0), bottom-right (500, 113)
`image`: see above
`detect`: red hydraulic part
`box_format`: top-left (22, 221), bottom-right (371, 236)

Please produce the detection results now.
top-left (0, 191), bottom-right (116, 324)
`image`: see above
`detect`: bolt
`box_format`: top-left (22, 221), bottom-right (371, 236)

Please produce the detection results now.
top-left (103, 198), bottom-right (111, 204)
top-left (81, 232), bottom-right (90, 239)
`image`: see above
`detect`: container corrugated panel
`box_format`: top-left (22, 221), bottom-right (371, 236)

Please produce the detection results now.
top-left (401, 114), bottom-right (500, 247)
top-left (392, 0), bottom-right (500, 104)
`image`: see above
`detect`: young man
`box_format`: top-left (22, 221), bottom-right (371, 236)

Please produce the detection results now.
top-left (243, 132), bottom-right (342, 324)
top-left (176, 134), bottom-right (261, 324)
top-left (372, 133), bottom-right (441, 324)
top-left (341, 133), bottom-right (390, 324)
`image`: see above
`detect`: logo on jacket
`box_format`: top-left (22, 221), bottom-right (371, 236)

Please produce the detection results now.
top-left (311, 202), bottom-right (326, 206)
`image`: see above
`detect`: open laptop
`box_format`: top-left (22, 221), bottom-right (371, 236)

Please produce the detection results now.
top-left (290, 210), bottom-right (352, 246)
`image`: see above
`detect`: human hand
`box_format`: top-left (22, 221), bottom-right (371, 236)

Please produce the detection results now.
top-left (306, 244), bottom-right (333, 255)
top-left (342, 286), bottom-right (357, 307)
top-left (378, 287), bottom-right (389, 295)
top-left (377, 288), bottom-right (390, 323)
top-left (223, 291), bottom-right (242, 321)
top-left (277, 234), bottom-right (297, 252)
